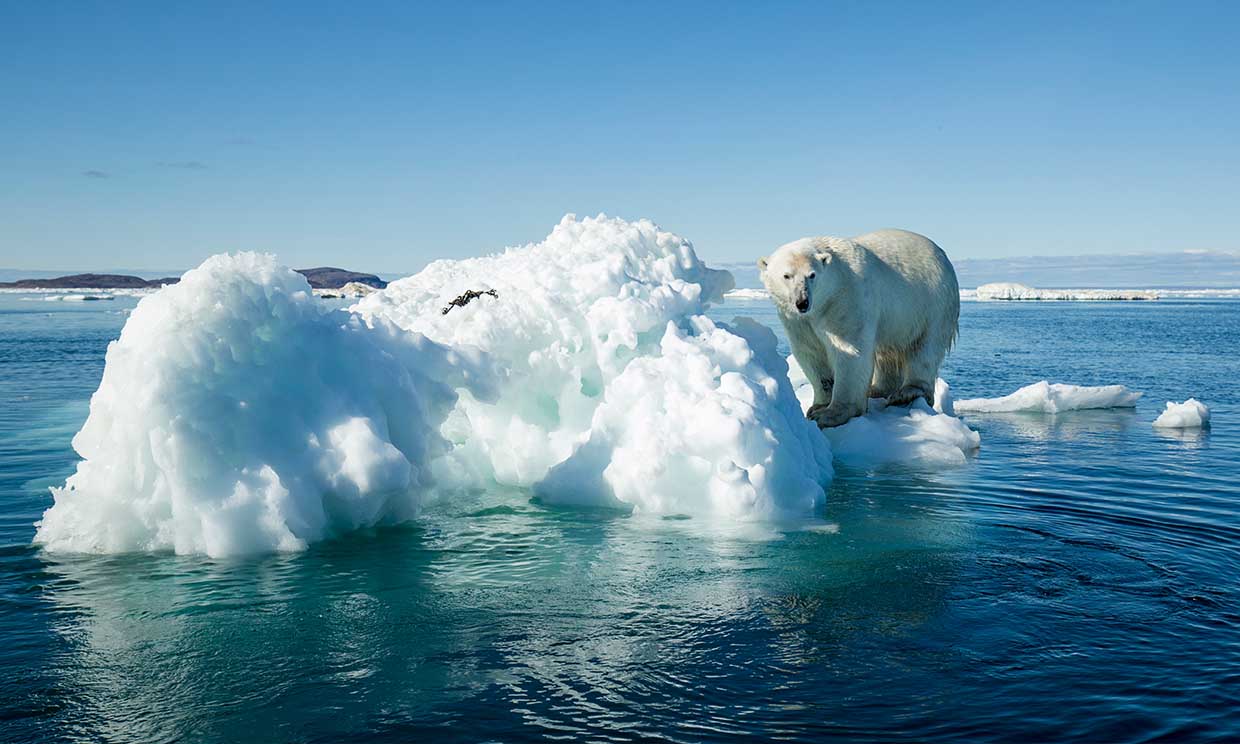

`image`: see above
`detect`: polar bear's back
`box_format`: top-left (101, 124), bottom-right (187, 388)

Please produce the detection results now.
top-left (849, 228), bottom-right (960, 345)
top-left (851, 228), bottom-right (959, 297)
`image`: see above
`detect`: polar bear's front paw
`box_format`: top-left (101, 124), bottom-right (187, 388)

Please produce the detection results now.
top-left (806, 402), bottom-right (830, 419)
top-left (810, 404), bottom-right (861, 429)
top-left (887, 385), bottom-right (930, 407)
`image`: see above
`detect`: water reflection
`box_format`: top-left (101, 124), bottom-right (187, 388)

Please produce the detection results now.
top-left (1151, 425), bottom-right (1210, 449)
top-left (960, 408), bottom-right (1139, 442)
top-left (33, 479), bottom-right (974, 742)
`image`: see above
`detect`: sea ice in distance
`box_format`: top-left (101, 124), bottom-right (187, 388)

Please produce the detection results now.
top-left (1152, 399), bottom-right (1210, 429)
top-left (722, 288), bottom-right (770, 301)
top-left (973, 282), bottom-right (1159, 301)
top-left (954, 381), bottom-right (1142, 414)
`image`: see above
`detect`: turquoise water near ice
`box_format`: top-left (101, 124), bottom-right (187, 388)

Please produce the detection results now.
top-left (2, 293), bottom-right (1238, 742)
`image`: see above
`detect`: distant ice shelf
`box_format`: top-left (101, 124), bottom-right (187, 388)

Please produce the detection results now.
top-left (722, 288), bottom-right (770, 301)
top-left (43, 294), bottom-right (116, 302)
top-left (723, 285), bottom-right (1240, 303)
top-left (970, 283), bottom-right (1160, 301)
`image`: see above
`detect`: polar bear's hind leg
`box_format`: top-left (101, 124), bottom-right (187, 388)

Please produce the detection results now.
top-left (869, 348), bottom-right (904, 400)
top-left (888, 333), bottom-right (946, 407)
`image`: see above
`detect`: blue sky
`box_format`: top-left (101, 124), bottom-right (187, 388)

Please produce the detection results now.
top-left (3, 1), bottom-right (1238, 273)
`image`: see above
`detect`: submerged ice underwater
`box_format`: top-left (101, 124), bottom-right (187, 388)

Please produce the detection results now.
top-left (4, 214), bottom-right (1239, 742)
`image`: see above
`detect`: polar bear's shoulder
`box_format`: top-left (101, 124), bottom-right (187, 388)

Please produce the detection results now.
top-left (851, 228), bottom-right (938, 250)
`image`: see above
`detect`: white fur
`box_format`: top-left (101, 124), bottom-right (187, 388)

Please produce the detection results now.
top-left (759, 229), bottom-right (960, 428)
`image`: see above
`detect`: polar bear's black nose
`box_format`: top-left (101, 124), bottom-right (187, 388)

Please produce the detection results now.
top-left (796, 298), bottom-right (809, 313)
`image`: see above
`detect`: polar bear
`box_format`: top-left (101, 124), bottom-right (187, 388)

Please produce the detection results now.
top-left (759, 229), bottom-right (959, 428)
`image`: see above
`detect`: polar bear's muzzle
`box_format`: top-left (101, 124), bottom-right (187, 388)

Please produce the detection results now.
top-left (795, 283), bottom-right (811, 314)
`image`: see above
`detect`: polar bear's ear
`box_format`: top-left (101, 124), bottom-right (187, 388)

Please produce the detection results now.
top-left (757, 256), bottom-right (768, 271)
top-left (814, 251), bottom-right (833, 264)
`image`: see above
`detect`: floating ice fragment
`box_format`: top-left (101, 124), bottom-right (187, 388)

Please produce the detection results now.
top-left (1152, 399), bottom-right (1210, 429)
top-left (954, 381), bottom-right (1141, 414)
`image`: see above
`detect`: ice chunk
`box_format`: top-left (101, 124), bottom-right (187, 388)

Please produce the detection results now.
top-left (786, 356), bottom-right (979, 466)
top-left (955, 381), bottom-right (1142, 414)
top-left (826, 398), bottom-right (981, 466)
top-left (536, 317), bottom-right (832, 518)
top-left (1152, 399), bottom-right (1210, 429)
top-left (35, 253), bottom-right (497, 557)
top-left (933, 378), bottom-right (955, 416)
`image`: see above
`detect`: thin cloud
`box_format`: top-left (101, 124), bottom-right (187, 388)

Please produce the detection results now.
top-left (157, 160), bottom-right (208, 170)
top-left (82, 170), bottom-right (110, 179)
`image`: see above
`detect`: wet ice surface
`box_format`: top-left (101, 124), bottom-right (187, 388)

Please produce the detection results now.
top-left (1, 289), bottom-right (1238, 742)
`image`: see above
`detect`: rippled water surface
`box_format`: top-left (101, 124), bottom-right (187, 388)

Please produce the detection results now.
top-left (2, 294), bottom-right (1238, 742)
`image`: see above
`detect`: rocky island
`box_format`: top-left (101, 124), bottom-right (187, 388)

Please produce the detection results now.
top-left (0, 267), bottom-right (387, 291)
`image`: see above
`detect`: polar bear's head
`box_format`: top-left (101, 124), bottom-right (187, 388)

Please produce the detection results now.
top-left (758, 238), bottom-right (837, 316)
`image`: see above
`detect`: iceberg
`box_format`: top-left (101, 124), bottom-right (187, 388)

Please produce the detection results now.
top-left (38, 216), bottom-right (842, 555)
top-left (1152, 399), bottom-right (1210, 429)
top-left (954, 381), bottom-right (1142, 414)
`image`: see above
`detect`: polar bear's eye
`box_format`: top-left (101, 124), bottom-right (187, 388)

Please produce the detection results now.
top-left (783, 273), bottom-right (792, 280)
top-left (809, 272), bottom-right (815, 279)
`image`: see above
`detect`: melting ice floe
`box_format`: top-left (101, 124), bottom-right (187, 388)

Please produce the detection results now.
top-left (786, 358), bottom-right (980, 466)
top-left (954, 381), bottom-right (1141, 414)
top-left (1152, 399), bottom-right (1210, 429)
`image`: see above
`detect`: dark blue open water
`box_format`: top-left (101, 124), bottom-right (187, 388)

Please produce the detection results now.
top-left (2, 294), bottom-right (1237, 742)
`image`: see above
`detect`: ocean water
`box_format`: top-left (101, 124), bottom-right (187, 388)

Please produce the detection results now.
top-left (1, 293), bottom-right (1238, 743)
